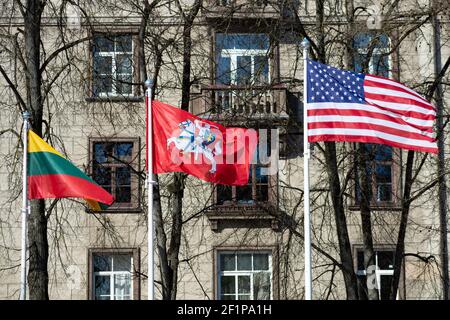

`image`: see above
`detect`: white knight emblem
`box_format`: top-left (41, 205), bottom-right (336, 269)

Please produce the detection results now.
top-left (167, 119), bottom-right (222, 173)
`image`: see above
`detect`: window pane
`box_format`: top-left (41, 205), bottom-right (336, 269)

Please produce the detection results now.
top-left (357, 251), bottom-right (365, 271)
top-left (373, 54), bottom-right (389, 77)
top-left (236, 56), bottom-right (252, 85)
top-left (255, 165), bottom-right (268, 183)
top-left (116, 54), bottom-right (133, 74)
top-left (374, 145), bottom-right (393, 161)
top-left (253, 254), bottom-right (269, 270)
top-left (238, 295), bottom-right (251, 300)
top-left (253, 272), bottom-right (271, 300)
top-left (236, 185), bottom-right (252, 204)
top-left (380, 275), bottom-right (393, 300)
top-left (217, 185), bottom-right (232, 204)
top-left (114, 143), bottom-right (133, 162)
top-left (115, 35), bottom-right (132, 52)
top-left (116, 167), bottom-right (131, 203)
top-left (256, 185), bottom-right (268, 202)
top-left (217, 57), bottom-right (231, 85)
top-left (237, 254), bottom-right (252, 270)
top-left (220, 276), bottom-right (235, 294)
top-left (377, 184), bottom-right (392, 202)
top-left (354, 53), bottom-right (368, 73)
top-left (220, 254), bottom-right (235, 271)
top-left (114, 273), bottom-right (131, 300)
top-left (116, 74), bottom-right (132, 95)
top-left (93, 166), bottom-right (112, 193)
top-left (94, 36), bottom-right (114, 52)
top-left (221, 294), bottom-right (235, 300)
top-left (93, 75), bottom-right (113, 95)
top-left (94, 143), bottom-right (108, 163)
top-left (94, 254), bottom-right (112, 272)
top-left (377, 251), bottom-right (394, 270)
top-left (254, 56), bottom-right (269, 84)
top-left (238, 275), bottom-right (251, 294)
top-left (94, 275), bottom-right (111, 300)
top-left (113, 255), bottom-right (131, 271)
top-left (94, 56), bottom-right (112, 75)
top-left (375, 165), bottom-right (391, 183)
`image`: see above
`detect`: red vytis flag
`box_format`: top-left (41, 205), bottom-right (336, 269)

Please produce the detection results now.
top-left (150, 100), bottom-right (257, 186)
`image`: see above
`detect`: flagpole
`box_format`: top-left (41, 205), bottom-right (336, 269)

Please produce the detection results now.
top-left (302, 38), bottom-right (312, 300)
top-left (20, 111), bottom-right (30, 300)
top-left (145, 79), bottom-right (155, 300)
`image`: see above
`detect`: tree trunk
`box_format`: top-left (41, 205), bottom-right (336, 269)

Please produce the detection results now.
top-left (24, 0), bottom-right (48, 300)
top-left (357, 144), bottom-right (378, 300)
top-left (324, 142), bottom-right (360, 300)
top-left (390, 150), bottom-right (414, 299)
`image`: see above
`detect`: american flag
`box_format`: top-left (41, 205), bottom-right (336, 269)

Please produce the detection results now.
top-left (306, 60), bottom-right (437, 153)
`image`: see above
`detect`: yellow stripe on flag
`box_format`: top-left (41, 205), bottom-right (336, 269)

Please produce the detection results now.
top-left (85, 199), bottom-right (102, 211)
top-left (28, 130), bottom-right (64, 157)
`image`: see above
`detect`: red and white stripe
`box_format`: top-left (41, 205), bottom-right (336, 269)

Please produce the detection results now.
top-left (308, 74), bottom-right (438, 153)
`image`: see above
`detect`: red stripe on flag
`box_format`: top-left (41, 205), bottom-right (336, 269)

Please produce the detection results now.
top-left (364, 92), bottom-right (435, 112)
top-left (28, 174), bottom-right (115, 204)
top-left (308, 108), bottom-right (434, 132)
top-left (308, 134), bottom-right (438, 154)
top-left (364, 79), bottom-right (430, 105)
top-left (308, 121), bottom-right (435, 142)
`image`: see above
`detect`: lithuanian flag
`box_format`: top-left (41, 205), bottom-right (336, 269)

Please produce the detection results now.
top-left (27, 130), bottom-right (114, 211)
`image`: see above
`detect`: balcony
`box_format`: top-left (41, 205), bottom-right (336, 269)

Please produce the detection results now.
top-left (190, 84), bottom-right (289, 122)
top-left (202, 0), bottom-right (281, 20)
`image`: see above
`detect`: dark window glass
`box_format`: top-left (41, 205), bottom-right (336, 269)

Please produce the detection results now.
top-left (91, 141), bottom-right (137, 207)
top-left (92, 35), bottom-right (133, 97)
top-left (215, 33), bottom-right (270, 85)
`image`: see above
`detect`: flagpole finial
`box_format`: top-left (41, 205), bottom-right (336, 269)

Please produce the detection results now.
top-left (145, 79), bottom-right (153, 89)
top-left (22, 111), bottom-right (30, 120)
top-left (301, 38), bottom-right (310, 48)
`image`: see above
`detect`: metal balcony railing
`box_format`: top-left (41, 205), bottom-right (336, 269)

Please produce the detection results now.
top-left (190, 84), bottom-right (288, 119)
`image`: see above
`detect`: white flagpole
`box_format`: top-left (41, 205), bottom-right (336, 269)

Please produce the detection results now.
top-left (145, 79), bottom-right (155, 300)
top-left (302, 38), bottom-right (312, 300)
top-left (20, 111), bottom-right (30, 300)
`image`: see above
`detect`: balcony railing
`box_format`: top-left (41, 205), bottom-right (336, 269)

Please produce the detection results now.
top-left (203, 0), bottom-right (280, 19)
top-left (190, 84), bottom-right (288, 120)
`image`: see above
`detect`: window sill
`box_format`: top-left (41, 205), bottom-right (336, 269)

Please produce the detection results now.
top-left (206, 203), bottom-right (279, 231)
top-left (86, 207), bottom-right (142, 214)
top-left (85, 96), bottom-right (144, 103)
top-left (347, 204), bottom-right (402, 212)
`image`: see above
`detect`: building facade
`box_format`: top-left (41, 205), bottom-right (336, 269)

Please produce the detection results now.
top-left (0, 0), bottom-right (449, 300)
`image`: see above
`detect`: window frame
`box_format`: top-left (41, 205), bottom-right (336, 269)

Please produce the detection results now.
top-left (87, 248), bottom-right (141, 300)
top-left (213, 247), bottom-right (279, 300)
top-left (211, 29), bottom-right (279, 86)
top-left (351, 32), bottom-right (401, 210)
top-left (353, 144), bottom-right (401, 208)
top-left (88, 137), bottom-right (141, 213)
top-left (353, 245), bottom-right (404, 300)
top-left (87, 29), bottom-right (142, 101)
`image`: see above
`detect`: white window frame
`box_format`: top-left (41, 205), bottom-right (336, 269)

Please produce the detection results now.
top-left (355, 34), bottom-right (391, 77)
top-left (356, 250), bottom-right (397, 299)
top-left (93, 35), bottom-right (134, 98)
top-left (93, 254), bottom-right (134, 300)
top-left (220, 48), bottom-right (270, 85)
top-left (217, 251), bottom-right (273, 300)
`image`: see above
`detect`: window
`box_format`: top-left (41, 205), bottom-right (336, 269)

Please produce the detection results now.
top-left (90, 138), bottom-right (140, 210)
top-left (92, 34), bottom-right (134, 97)
top-left (217, 251), bottom-right (272, 300)
top-left (356, 144), bottom-right (396, 204)
top-left (353, 33), bottom-right (398, 207)
top-left (88, 249), bottom-right (140, 300)
top-left (356, 248), bottom-right (395, 300)
top-left (215, 33), bottom-right (270, 86)
top-left (354, 33), bottom-right (390, 77)
top-left (216, 138), bottom-right (273, 206)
